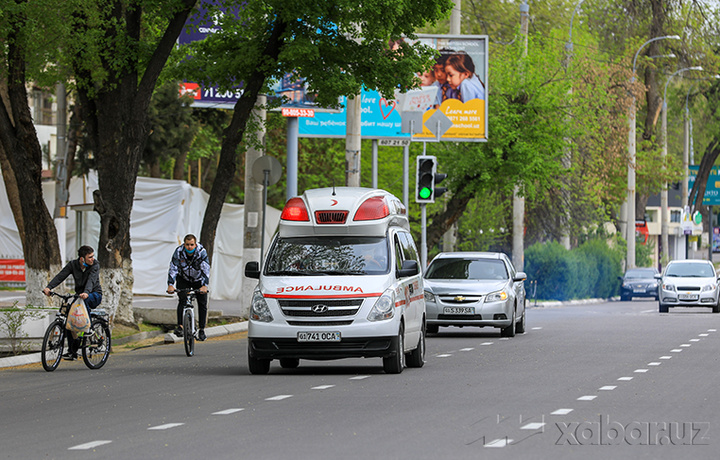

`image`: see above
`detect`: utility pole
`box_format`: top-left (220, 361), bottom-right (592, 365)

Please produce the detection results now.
top-left (241, 95), bottom-right (266, 318)
top-left (512, 0), bottom-right (529, 271)
top-left (441, 0), bottom-right (461, 253)
top-left (345, 95), bottom-right (362, 187)
top-left (54, 83), bottom-right (68, 264)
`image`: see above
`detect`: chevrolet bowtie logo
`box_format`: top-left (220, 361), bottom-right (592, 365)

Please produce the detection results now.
top-left (454, 296), bottom-right (466, 302)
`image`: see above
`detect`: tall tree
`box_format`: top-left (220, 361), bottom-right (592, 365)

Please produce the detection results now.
top-left (65, 0), bottom-right (197, 325)
top-left (0, 0), bottom-right (64, 307)
top-left (174, 0), bottom-right (454, 260)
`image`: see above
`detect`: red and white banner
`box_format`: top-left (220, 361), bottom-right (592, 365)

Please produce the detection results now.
top-left (0, 259), bottom-right (25, 282)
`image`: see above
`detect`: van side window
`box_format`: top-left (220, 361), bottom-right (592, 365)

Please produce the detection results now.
top-left (398, 232), bottom-right (420, 265)
top-left (394, 234), bottom-right (405, 276)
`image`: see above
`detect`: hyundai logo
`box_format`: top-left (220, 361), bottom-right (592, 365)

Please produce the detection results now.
top-left (311, 304), bottom-right (329, 313)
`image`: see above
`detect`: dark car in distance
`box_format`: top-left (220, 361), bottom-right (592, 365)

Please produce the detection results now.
top-left (619, 267), bottom-right (659, 301)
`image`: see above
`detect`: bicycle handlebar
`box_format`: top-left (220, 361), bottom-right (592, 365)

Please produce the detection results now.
top-left (167, 288), bottom-right (208, 296)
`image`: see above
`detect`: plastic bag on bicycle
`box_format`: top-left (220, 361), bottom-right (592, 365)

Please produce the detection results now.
top-left (66, 299), bottom-right (91, 334)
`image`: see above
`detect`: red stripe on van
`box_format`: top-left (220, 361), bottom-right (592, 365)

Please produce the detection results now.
top-left (265, 293), bottom-right (382, 299)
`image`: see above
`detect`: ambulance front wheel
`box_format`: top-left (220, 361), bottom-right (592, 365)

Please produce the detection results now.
top-left (248, 346), bottom-right (271, 375)
top-left (383, 323), bottom-right (405, 374)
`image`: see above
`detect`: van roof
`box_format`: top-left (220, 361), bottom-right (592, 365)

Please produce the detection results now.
top-left (278, 187), bottom-right (408, 238)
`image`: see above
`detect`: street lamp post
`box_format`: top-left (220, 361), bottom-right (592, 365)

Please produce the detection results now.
top-left (661, 66), bottom-right (703, 266)
top-left (627, 35), bottom-right (681, 270)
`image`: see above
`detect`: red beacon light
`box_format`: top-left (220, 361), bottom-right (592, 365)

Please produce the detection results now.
top-left (281, 197), bottom-right (310, 221)
top-left (354, 196), bottom-right (390, 221)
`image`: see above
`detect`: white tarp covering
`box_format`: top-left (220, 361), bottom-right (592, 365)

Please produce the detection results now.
top-left (0, 171), bottom-right (280, 300)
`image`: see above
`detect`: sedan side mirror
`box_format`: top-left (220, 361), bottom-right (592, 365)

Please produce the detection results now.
top-left (398, 260), bottom-right (419, 278)
top-left (654, 274), bottom-right (662, 280)
top-left (513, 271), bottom-right (527, 282)
top-left (245, 261), bottom-right (260, 279)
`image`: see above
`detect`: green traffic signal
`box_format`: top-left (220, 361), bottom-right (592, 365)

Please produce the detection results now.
top-left (419, 187), bottom-right (432, 199)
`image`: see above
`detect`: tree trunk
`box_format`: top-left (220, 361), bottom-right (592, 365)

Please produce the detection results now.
top-left (0, 21), bottom-right (61, 308)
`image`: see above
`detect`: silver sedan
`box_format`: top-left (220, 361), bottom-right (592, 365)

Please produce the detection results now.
top-left (656, 259), bottom-right (720, 313)
top-left (423, 252), bottom-right (527, 337)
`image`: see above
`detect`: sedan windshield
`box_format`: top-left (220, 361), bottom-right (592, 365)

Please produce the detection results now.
top-left (425, 258), bottom-right (508, 280)
top-left (625, 269), bottom-right (656, 279)
top-left (265, 236), bottom-right (389, 276)
top-left (665, 263), bottom-right (716, 278)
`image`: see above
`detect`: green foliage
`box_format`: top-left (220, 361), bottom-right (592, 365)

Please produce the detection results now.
top-left (525, 238), bottom-right (623, 301)
top-left (0, 302), bottom-right (48, 356)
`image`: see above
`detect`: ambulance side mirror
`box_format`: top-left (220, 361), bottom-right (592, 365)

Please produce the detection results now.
top-left (245, 261), bottom-right (260, 279)
top-left (398, 260), bottom-right (419, 278)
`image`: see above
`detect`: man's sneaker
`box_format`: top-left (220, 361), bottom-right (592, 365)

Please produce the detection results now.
top-left (198, 329), bottom-right (207, 341)
top-left (62, 352), bottom-right (77, 361)
top-left (174, 326), bottom-right (184, 337)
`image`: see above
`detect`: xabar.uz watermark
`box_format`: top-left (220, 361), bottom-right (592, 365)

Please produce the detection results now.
top-left (556, 416), bottom-right (709, 446)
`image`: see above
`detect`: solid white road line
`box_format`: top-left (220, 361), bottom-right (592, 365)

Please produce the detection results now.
top-left (148, 423), bottom-right (184, 430)
top-left (68, 440), bottom-right (112, 450)
top-left (212, 408), bottom-right (244, 415)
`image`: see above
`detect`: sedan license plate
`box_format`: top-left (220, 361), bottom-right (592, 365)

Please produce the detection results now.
top-left (297, 331), bottom-right (341, 342)
top-left (633, 289), bottom-right (645, 293)
top-left (678, 293), bottom-right (698, 301)
top-left (443, 307), bottom-right (475, 315)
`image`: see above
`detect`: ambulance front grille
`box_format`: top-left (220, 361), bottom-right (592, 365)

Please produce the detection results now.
top-left (279, 299), bottom-right (363, 317)
top-left (286, 320), bottom-right (354, 326)
top-left (315, 210), bottom-right (349, 224)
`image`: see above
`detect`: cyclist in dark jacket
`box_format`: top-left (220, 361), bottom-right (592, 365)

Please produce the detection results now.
top-left (167, 234), bottom-right (210, 341)
top-left (43, 245), bottom-right (103, 360)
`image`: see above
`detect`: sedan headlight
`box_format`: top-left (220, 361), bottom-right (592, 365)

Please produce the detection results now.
top-left (423, 290), bottom-right (435, 303)
top-left (485, 290), bottom-right (508, 302)
top-left (368, 288), bottom-right (395, 321)
top-left (250, 288), bottom-right (273, 322)
top-left (701, 284), bottom-right (717, 292)
top-left (662, 283), bottom-right (676, 292)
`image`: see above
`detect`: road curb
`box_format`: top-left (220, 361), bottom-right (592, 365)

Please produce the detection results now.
top-left (163, 321), bottom-right (248, 343)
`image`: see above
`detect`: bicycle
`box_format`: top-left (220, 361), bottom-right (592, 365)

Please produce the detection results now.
top-left (41, 292), bottom-right (111, 372)
top-left (171, 288), bottom-right (204, 357)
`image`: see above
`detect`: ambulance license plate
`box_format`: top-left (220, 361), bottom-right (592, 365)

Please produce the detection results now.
top-left (297, 331), bottom-right (341, 342)
top-left (444, 307), bottom-right (475, 315)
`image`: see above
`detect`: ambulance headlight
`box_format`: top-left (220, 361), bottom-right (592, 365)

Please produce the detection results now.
top-left (368, 288), bottom-right (395, 321)
top-left (250, 288), bottom-right (273, 322)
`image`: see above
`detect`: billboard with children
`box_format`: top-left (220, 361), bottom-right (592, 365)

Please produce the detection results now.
top-left (297, 34), bottom-right (488, 142)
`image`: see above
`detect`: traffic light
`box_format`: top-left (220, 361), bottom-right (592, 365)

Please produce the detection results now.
top-left (416, 156), bottom-right (448, 203)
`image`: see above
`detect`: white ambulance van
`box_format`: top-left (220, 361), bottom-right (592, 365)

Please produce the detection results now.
top-left (244, 187), bottom-right (426, 374)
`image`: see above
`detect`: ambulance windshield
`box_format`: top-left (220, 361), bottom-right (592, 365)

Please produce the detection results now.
top-left (266, 236), bottom-right (389, 276)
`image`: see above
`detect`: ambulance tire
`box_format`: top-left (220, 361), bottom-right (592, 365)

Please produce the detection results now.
top-left (383, 324), bottom-right (405, 374)
top-left (406, 319), bottom-right (425, 368)
top-left (248, 347), bottom-right (271, 375)
top-left (280, 358), bottom-right (300, 369)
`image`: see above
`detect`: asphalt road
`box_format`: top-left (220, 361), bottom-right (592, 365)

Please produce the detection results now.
top-left (2, 299), bottom-right (719, 459)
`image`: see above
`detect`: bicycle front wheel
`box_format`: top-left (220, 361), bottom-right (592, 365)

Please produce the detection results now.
top-left (41, 320), bottom-right (65, 372)
top-left (82, 319), bottom-right (111, 369)
top-left (183, 309), bottom-right (195, 357)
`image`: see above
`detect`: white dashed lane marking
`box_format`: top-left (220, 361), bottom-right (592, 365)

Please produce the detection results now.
top-left (212, 408), bottom-right (244, 415)
top-left (521, 422), bottom-right (545, 430)
top-left (551, 409), bottom-right (573, 415)
top-left (670, 349), bottom-right (683, 353)
top-left (436, 354), bottom-right (452, 358)
top-left (690, 339), bottom-right (700, 342)
top-left (648, 362), bottom-right (661, 366)
top-left (485, 438), bottom-right (513, 447)
top-left (599, 386), bottom-right (616, 391)
top-left (577, 395), bottom-right (596, 401)
top-left (618, 377), bottom-right (633, 381)
top-left (531, 327), bottom-right (542, 330)
top-left (349, 375), bottom-right (369, 380)
top-left (634, 369), bottom-right (648, 373)
top-left (265, 395), bottom-right (293, 401)
top-left (148, 423), bottom-right (184, 430)
top-left (312, 385), bottom-right (335, 390)
top-left (480, 342), bottom-right (493, 346)
top-left (460, 348), bottom-right (475, 351)
top-left (699, 334), bottom-right (709, 337)
top-left (68, 441), bottom-right (112, 450)
top-left (660, 356), bottom-right (672, 360)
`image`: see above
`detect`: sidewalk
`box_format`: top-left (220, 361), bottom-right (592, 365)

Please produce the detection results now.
top-left (0, 320), bottom-right (248, 370)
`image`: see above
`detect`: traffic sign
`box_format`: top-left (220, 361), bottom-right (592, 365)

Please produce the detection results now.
top-left (688, 165), bottom-right (720, 205)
